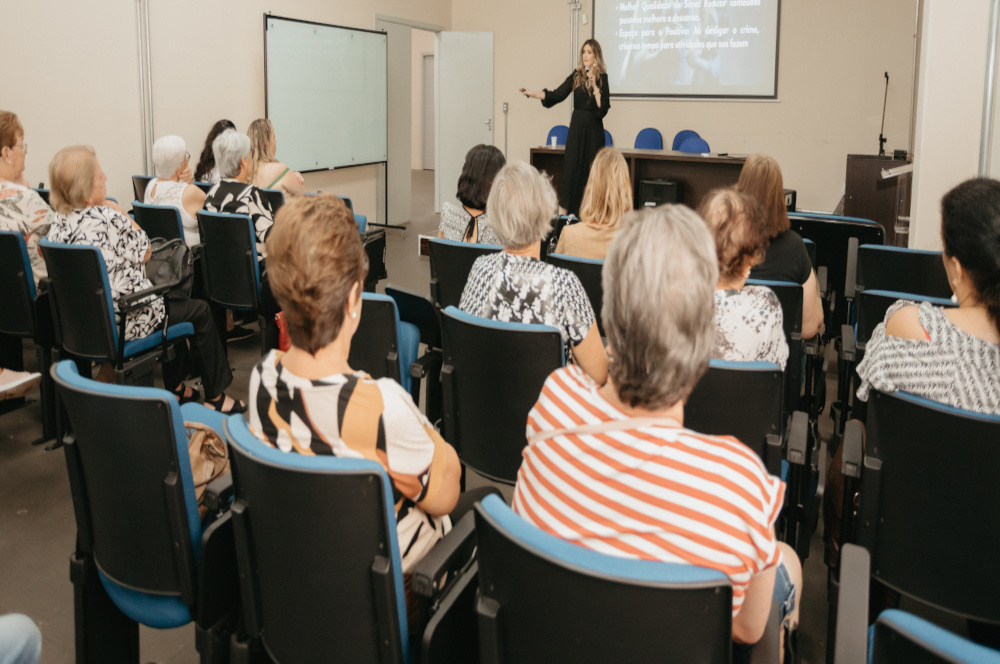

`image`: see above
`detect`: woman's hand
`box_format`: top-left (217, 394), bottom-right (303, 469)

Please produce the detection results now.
top-left (519, 87), bottom-right (543, 100)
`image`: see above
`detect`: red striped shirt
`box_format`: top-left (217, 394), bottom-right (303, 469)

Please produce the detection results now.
top-left (513, 365), bottom-right (785, 615)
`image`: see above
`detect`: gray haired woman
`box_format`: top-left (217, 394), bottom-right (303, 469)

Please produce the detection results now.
top-left (458, 161), bottom-right (608, 384)
top-left (145, 135), bottom-right (206, 246)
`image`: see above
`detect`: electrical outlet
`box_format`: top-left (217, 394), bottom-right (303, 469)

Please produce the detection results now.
top-left (503, 102), bottom-right (508, 113)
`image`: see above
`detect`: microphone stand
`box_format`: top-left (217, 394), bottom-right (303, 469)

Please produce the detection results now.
top-left (878, 71), bottom-right (889, 157)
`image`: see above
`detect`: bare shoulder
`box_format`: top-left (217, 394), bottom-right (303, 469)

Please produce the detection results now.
top-left (885, 304), bottom-right (926, 341)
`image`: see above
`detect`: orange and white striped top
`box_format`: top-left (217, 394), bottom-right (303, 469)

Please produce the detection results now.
top-left (512, 365), bottom-right (785, 616)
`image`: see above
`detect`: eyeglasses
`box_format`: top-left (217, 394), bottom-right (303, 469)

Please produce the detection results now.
top-left (185, 151), bottom-right (190, 161)
top-left (12, 142), bottom-right (26, 153)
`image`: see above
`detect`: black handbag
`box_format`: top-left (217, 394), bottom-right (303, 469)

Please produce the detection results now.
top-left (145, 237), bottom-right (194, 300)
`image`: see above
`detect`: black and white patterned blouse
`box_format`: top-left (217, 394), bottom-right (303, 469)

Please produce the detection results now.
top-left (48, 206), bottom-right (164, 340)
top-left (713, 286), bottom-right (789, 369)
top-left (203, 180), bottom-right (275, 258)
top-left (856, 300), bottom-right (1000, 415)
top-left (459, 252), bottom-right (595, 361)
top-left (438, 202), bottom-right (500, 245)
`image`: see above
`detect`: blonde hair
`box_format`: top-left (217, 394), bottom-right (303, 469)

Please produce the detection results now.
top-left (49, 146), bottom-right (98, 215)
top-left (737, 153), bottom-right (789, 239)
top-left (0, 110), bottom-right (24, 152)
top-left (573, 39), bottom-right (607, 92)
top-left (248, 118), bottom-right (276, 185)
top-left (579, 148), bottom-right (632, 229)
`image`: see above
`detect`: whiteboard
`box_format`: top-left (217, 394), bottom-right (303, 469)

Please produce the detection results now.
top-left (265, 15), bottom-right (387, 171)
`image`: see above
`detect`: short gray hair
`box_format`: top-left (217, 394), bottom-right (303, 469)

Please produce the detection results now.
top-left (151, 135), bottom-right (187, 179)
top-left (212, 130), bottom-right (251, 179)
top-left (602, 205), bottom-right (719, 410)
top-left (486, 161), bottom-right (557, 249)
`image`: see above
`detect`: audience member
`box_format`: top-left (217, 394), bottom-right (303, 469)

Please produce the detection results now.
top-left (700, 187), bottom-right (788, 369)
top-left (144, 135), bottom-right (206, 246)
top-left (437, 144), bottom-right (505, 244)
top-left (46, 146), bottom-right (244, 412)
top-left (247, 118), bottom-right (305, 197)
top-left (512, 205), bottom-right (801, 655)
top-left (248, 194), bottom-right (482, 628)
top-left (856, 177), bottom-right (1000, 414)
top-left (193, 119), bottom-right (235, 183)
top-left (554, 147), bottom-right (631, 259)
top-left (459, 161), bottom-right (608, 384)
top-left (738, 153), bottom-right (824, 339)
top-left (0, 613), bottom-right (41, 664)
top-left (203, 129), bottom-right (275, 258)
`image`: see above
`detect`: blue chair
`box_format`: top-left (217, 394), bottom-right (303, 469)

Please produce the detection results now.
top-left (355, 213), bottom-right (368, 233)
top-left (31, 187), bottom-right (50, 205)
top-left (194, 181), bottom-right (213, 194)
top-left (347, 293), bottom-right (420, 395)
top-left (546, 253), bottom-right (604, 337)
top-left (257, 187), bottom-right (285, 215)
top-left (224, 414), bottom-right (479, 664)
top-left (474, 495), bottom-right (782, 663)
top-left (672, 129), bottom-right (701, 150)
top-left (546, 125), bottom-right (569, 146)
top-left (634, 127), bottom-right (664, 150)
top-left (678, 136), bottom-right (710, 153)
top-left (386, 284), bottom-right (444, 422)
top-left (835, 545), bottom-right (1000, 664)
top-left (39, 238), bottom-right (194, 385)
top-left (849, 244), bottom-right (952, 304)
top-left (440, 307), bottom-right (564, 484)
top-left (132, 201), bottom-right (185, 241)
top-left (604, 129), bottom-right (613, 147)
top-left (52, 360), bottom-right (238, 663)
top-left (427, 238), bottom-right (502, 310)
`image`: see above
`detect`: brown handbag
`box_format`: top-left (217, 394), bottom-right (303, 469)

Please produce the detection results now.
top-left (185, 421), bottom-right (231, 520)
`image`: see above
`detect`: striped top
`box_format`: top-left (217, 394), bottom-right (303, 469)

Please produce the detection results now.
top-left (856, 300), bottom-right (1000, 415)
top-left (513, 365), bottom-right (785, 615)
top-left (249, 351), bottom-right (452, 573)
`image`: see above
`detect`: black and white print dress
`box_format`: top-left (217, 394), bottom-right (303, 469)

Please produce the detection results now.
top-left (459, 252), bottom-right (595, 361)
top-left (48, 206), bottom-right (164, 340)
top-left (713, 286), bottom-right (789, 369)
top-left (438, 202), bottom-right (500, 245)
top-left (203, 180), bottom-right (275, 258)
top-left (856, 300), bottom-right (1000, 415)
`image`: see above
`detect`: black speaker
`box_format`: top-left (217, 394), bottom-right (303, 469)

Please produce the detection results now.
top-left (783, 188), bottom-right (797, 212)
top-left (638, 179), bottom-right (683, 208)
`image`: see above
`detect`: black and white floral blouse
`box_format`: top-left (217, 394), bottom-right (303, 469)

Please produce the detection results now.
top-left (203, 180), bottom-right (275, 258)
top-left (48, 205), bottom-right (164, 340)
top-left (438, 202), bottom-right (500, 245)
top-left (459, 252), bottom-right (594, 361)
top-left (713, 286), bottom-right (789, 369)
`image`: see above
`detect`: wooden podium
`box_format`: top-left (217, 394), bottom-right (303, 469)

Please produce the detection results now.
top-left (844, 154), bottom-right (912, 247)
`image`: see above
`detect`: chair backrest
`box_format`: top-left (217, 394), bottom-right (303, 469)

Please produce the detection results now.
top-left (672, 129), bottom-right (701, 150)
top-left (546, 125), bottom-right (569, 146)
top-left (132, 174), bottom-right (154, 202)
top-left (225, 415), bottom-right (408, 664)
top-left (634, 127), bottom-right (664, 150)
top-left (257, 188), bottom-right (285, 215)
top-left (348, 293), bottom-right (402, 383)
top-left (196, 211), bottom-right (261, 311)
top-left (32, 187), bottom-right (50, 205)
top-left (802, 238), bottom-right (817, 270)
top-left (745, 279), bottom-right (803, 341)
top-left (604, 129), bottom-right (613, 147)
top-left (427, 238), bottom-right (501, 309)
top-left (39, 239), bottom-right (119, 361)
top-left (858, 391), bottom-right (1000, 624)
top-left (193, 181), bottom-right (213, 194)
top-left (52, 360), bottom-right (201, 614)
top-left (870, 609), bottom-right (1000, 664)
top-left (684, 359), bottom-right (784, 474)
top-left (789, 212), bottom-right (885, 335)
top-left (385, 284), bottom-right (441, 348)
top-left (132, 201), bottom-right (184, 241)
top-left (0, 230), bottom-right (37, 337)
top-left (440, 307), bottom-right (564, 484)
top-left (677, 136), bottom-right (710, 153)
top-left (546, 253), bottom-right (604, 337)
top-left (856, 245), bottom-right (951, 300)
top-left (854, 290), bottom-right (954, 351)
top-left (337, 195), bottom-right (354, 212)
top-left (474, 495), bottom-right (733, 664)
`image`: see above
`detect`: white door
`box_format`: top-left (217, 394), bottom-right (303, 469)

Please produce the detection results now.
top-left (435, 32), bottom-right (494, 212)
top-left (376, 19), bottom-right (412, 226)
top-left (422, 54), bottom-right (435, 170)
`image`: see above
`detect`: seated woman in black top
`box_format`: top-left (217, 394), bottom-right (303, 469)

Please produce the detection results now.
top-left (738, 154), bottom-right (825, 339)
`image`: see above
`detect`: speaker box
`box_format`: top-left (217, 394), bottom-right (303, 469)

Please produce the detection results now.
top-left (638, 178), bottom-right (683, 208)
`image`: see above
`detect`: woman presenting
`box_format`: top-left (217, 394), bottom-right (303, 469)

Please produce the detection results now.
top-left (521, 39), bottom-right (610, 216)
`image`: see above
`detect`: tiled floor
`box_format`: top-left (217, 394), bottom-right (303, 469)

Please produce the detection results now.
top-left (1, 169), bottom-right (837, 663)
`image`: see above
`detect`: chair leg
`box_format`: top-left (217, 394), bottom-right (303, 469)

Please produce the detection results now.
top-left (70, 551), bottom-right (139, 664)
top-left (195, 613), bottom-right (234, 664)
top-left (30, 344), bottom-right (56, 446)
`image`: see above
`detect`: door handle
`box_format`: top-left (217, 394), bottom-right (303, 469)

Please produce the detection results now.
top-left (485, 118), bottom-right (492, 131)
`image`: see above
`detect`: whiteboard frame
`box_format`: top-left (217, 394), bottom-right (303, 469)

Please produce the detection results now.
top-left (263, 13), bottom-right (389, 173)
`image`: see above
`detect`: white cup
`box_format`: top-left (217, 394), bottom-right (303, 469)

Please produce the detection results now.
top-left (550, 136), bottom-right (558, 148)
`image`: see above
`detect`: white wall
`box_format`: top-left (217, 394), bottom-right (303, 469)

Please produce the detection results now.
top-left (909, 0), bottom-right (991, 250)
top-left (11, 0), bottom-right (451, 216)
top-left (452, 0), bottom-right (919, 214)
top-left (411, 29), bottom-right (435, 170)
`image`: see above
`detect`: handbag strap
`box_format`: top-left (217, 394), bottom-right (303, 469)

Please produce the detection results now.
top-left (528, 416), bottom-right (681, 446)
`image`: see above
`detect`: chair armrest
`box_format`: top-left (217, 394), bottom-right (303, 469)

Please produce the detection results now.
top-left (840, 324), bottom-right (856, 362)
top-left (841, 421), bottom-right (864, 481)
top-left (786, 411), bottom-right (808, 466)
top-left (817, 266), bottom-right (828, 300)
top-left (833, 544), bottom-right (871, 664)
top-left (412, 511), bottom-right (477, 600)
top-left (203, 473), bottom-right (234, 518)
top-left (749, 600), bottom-right (782, 664)
top-left (119, 282), bottom-right (172, 310)
top-left (410, 350), bottom-right (443, 381)
top-left (844, 237), bottom-right (859, 301)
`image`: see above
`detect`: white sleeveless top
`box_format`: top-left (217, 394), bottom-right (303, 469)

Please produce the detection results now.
top-left (144, 178), bottom-right (199, 246)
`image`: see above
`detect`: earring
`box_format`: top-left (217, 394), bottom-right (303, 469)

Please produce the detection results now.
top-left (951, 294), bottom-right (959, 304)
top-left (351, 312), bottom-right (358, 319)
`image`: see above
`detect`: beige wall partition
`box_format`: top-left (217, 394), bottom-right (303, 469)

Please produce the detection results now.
top-left (453, 0), bottom-right (918, 214)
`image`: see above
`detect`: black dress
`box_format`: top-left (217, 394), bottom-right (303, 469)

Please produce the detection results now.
top-left (542, 72), bottom-right (611, 216)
